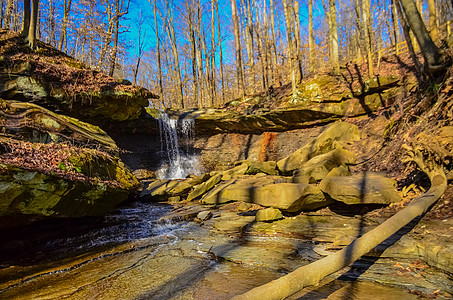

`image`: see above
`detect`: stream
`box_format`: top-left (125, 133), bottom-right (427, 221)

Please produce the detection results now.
top-left (0, 200), bottom-right (434, 299)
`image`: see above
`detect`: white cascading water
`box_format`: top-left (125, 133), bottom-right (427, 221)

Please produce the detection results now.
top-left (156, 112), bottom-right (202, 179)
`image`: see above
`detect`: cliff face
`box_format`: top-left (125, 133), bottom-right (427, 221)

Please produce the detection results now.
top-left (0, 30), bottom-right (153, 226)
top-left (0, 30), bottom-right (157, 126)
top-left (0, 99), bottom-right (139, 227)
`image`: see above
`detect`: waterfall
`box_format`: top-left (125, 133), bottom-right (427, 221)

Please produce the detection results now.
top-left (156, 112), bottom-right (201, 179)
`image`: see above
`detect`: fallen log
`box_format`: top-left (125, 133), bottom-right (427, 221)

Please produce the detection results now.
top-left (233, 150), bottom-right (447, 300)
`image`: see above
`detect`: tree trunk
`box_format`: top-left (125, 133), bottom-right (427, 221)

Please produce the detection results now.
top-left (98, 1), bottom-right (114, 70)
top-left (109, 0), bottom-right (120, 77)
top-left (49, 0), bottom-right (56, 46)
top-left (269, 0), bottom-right (279, 86)
top-left (133, 12), bottom-right (145, 85)
top-left (428, 0), bottom-right (438, 41)
top-left (396, 0), bottom-right (423, 76)
top-left (231, 0), bottom-right (245, 98)
top-left (391, 0), bottom-right (400, 53)
top-left (308, 0), bottom-right (315, 74)
top-left (152, 0), bottom-right (165, 108)
top-left (399, 0), bottom-right (444, 71)
top-left (210, 0), bottom-right (216, 106)
top-left (188, 5), bottom-right (199, 107)
top-left (234, 160), bottom-right (447, 300)
top-left (294, 0), bottom-right (303, 82)
top-left (282, 0), bottom-right (296, 95)
top-left (21, 0), bottom-right (31, 38)
top-left (215, 0), bottom-right (225, 104)
top-left (166, 0), bottom-right (184, 108)
top-left (262, 0), bottom-right (271, 92)
top-left (20, 0), bottom-right (38, 49)
top-left (196, 0), bottom-right (205, 106)
top-left (3, 0), bottom-right (13, 29)
top-left (255, 9), bottom-right (267, 92)
top-left (362, 0), bottom-right (373, 76)
top-left (59, 0), bottom-right (72, 52)
top-left (329, 0), bottom-right (340, 73)
top-left (354, 0), bottom-right (363, 59)
top-left (242, 0), bottom-right (254, 92)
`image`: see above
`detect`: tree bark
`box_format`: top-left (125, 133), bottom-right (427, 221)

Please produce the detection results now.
top-left (362, 0), bottom-right (373, 76)
top-left (282, 0), bottom-right (296, 95)
top-left (109, 0), bottom-right (120, 77)
top-left (396, 0), bottom-right (423, 76)
top-left (49, 0), bottom-right (56, 46)
top-left (151, 0), bottom-right (165, 108)
top-left (234, 158), bottom-right (447, 300)
top-left (329, 0), bottom-right (340, 73)
top-left (196, 0), bottom-right (205, 106)
top-left (399, 0), bottom-right (444, 71)
top-left (308, 0), bottom-right (315, 74)
top-left (294, 0), bottom-right (303, 82)
top-left (21, 0), bottom-right (31, 38)
top-left (59, 0), bottom-right (72, 52)
top-left (164, 0), bottom-right (184, 108)
top-left (109, 0), bottom-right (130, 77)
top-left (210, 0), bottom-right (216, 106)
top-left (391, 0), bottom-right (400, 53)
top-left (3, 0), bottom-right (13, 29)
top-left (133, 12), bottom-right (145, 85)
top-left (428, 0), bottom-right (438, 41)
top-left (215, 0), bottom-right (225, 104)
top-left (269, 0), bottom-right (279, 86)
top-left (188, 5), bottom-right (199, 107)
top-left (231, 0), bottom-right (245, 98)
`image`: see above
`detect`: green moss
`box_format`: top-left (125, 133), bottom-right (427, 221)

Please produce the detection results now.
top-left (64, 59), bottom-right (88, 69)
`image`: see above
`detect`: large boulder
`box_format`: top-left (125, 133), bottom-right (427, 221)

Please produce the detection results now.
top-left (186, 173), bottom-right (222, 201)
top-left (0, 139), bottom-right (139, 222)
top-left (243, 160), bottom-right (279, 175)
top-left (0, 164), bottom-right (135, 219)
top-left (202, 180), bottom-right (330, 212)
top-left (292, 148), bottom-right (357, 181)
top-left (277, 122), bottom-right (360, 173)
top-left (319, 172), bottom-right (401, 205)
top-left (143, 179), bottom-right (193, 200)
top-left (251, 183), bottom-right (330, 212)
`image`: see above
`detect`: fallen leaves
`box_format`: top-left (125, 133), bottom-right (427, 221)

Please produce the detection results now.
top-left (0, 137), bottom-right (121, 188)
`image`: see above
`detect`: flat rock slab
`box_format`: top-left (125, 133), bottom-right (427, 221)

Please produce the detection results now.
top-left (255, 208), bottom-right (283, 222)
top-left (319, 172), bottom-right (401, 205)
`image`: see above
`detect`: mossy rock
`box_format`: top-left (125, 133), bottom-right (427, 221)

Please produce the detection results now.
top-left (277, 122), bottom-right (360, 173)
top-left (0, 164), bottom-right (133, 219)
top-left (0, 99), bottom-right (118, 152)
top-left (319, 172), bottom-right (401, 205)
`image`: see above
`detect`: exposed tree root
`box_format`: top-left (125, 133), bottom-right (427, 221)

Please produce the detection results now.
top-left (233, 149), bottom-right (447, 300)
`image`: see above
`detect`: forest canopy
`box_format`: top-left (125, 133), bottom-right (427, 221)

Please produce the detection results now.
top-left (1, 0), bottom-right (452, 108)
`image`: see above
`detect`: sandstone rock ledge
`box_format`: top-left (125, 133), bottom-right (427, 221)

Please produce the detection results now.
top-left (0, 99), bottom-right (139, 227)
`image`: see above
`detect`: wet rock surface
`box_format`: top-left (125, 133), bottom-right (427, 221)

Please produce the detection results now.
top-left (0, 200), bottom-right (451, 299)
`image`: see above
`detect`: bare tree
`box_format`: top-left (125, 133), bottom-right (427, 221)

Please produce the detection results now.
top-left (398, 0), bottom-right (446, 72)
top-left (282, 0), bottom-right (296, 95)
top-left (109, 0), bottom-right (130, 77)
top-left (308, 0), bottom-right (315, 74)
top-left (231, 0), bottom-right (245, 97)
top-left (59, 0), bottom-right (72, 52)
top-left (21, 0), bottom-right (39, 49)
